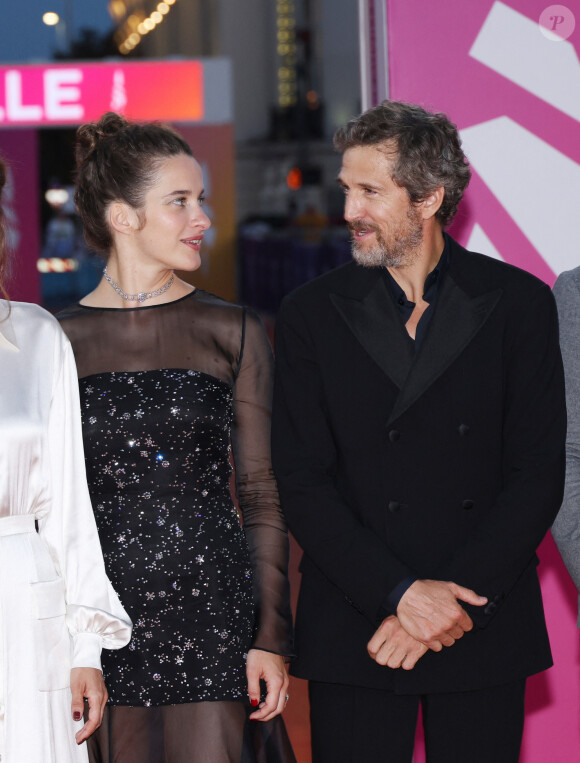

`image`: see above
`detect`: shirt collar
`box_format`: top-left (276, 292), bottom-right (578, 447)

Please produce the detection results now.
top-left (423, 235), bottom-right (450, 302)
top-left (0, 301), bottom-right (19, 351)
top-left (384, 234), bottom-right (450, 307)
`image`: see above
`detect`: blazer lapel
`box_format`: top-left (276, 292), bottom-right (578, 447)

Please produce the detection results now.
top-left (331, 273), bottom-right (414, 390)
top-left (387, 274), bottom-right (502, 425)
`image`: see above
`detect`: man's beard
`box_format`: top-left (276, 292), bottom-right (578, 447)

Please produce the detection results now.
top-left (349, 206), bottom-right (423, 268)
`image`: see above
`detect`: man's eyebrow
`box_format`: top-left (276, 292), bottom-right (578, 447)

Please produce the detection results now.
top-left (337, 177), bottom-right (383, 191)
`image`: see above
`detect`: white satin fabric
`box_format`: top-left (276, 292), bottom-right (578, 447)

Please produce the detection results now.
top-left (0, 301), bottom-right (132, 763)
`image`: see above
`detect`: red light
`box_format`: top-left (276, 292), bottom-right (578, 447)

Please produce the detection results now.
top-left (287, 167), bottom-right (302, 190)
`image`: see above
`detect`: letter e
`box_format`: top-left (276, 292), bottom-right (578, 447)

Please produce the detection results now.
top-left (44, 69), bottom-right (84, 121)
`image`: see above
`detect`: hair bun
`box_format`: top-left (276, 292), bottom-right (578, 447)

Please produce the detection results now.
top-left (75, 112), bottom-right (129, 167)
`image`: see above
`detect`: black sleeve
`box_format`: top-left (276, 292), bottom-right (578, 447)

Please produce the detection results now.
top-left (232, 310), bottom-right (294, 655)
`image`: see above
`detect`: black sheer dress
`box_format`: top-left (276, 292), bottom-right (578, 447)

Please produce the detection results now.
top-left (58, 289), bottom-right (294, 763)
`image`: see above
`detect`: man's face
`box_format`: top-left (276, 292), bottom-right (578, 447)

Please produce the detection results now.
top-left (338, 144), bottom-right (423, 268)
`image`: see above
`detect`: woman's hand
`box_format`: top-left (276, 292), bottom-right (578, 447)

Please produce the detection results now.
top-left (246, 649), bottom-right (290, 722)
top-left (70, 667), bottom-right (108, 744)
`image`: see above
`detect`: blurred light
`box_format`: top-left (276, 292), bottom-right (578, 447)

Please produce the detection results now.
top-left (286, 168), bottom-right (302, 190)
top-left (42, 12), bottom-right (60, 26)
top-left (277, 0), bottom-right (297, 108)
top-left (306, 90), bottom-right (319, 104)
top-left (110, 1), bottom-right (126, 19)
top-left (37, 258), bottom-right (78, 273)
top-left (45, 188), bottom-right (69, 207)
top-left (127, 14), bottom-right (140, 29)
top-left (117, 0), bottom-right (179, 54)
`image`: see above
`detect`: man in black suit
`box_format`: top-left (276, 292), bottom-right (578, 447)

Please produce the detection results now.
top-left (271, 100), bottom-right (566, 762)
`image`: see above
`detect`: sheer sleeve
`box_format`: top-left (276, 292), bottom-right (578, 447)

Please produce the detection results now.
top-left (38, 326), bottom-right (132, 670)
top-left (232, 310), bottom-right (293, 656)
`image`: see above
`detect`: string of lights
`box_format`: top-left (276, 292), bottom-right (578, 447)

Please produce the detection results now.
top-left (277, 0), bottom-right (297, 108)
top-left (110, 0), bottom-right (179, 55)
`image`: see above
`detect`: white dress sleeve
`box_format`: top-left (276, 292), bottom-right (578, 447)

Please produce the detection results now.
top-left (38, 326), bottom-right (132, 671)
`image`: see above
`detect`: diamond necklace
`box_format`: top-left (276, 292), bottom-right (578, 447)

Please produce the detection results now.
top-left (103, 267), bottom-right (175, 304)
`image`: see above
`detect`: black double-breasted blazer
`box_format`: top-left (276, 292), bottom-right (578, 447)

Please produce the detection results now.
top-left (271, 235), bottom-right (566, 694)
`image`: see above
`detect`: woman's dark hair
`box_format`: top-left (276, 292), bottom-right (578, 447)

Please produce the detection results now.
top-left (334, 100), bottom-right (471, 228)
top-left (74, 112), bottom-right (194, 253)
top-left (0, 155), bottom-right (8, 300)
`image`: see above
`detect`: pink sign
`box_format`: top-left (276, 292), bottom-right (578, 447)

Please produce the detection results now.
top-left (386, 1), bottom-right (580, 760)
top-left (0, 61), bottom-right (204, 127)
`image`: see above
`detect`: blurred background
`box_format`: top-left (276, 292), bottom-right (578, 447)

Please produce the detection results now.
top-left (0, 0), bottom-right (360, 315)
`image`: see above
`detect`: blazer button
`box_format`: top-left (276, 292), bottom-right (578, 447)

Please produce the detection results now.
top-left (458, 424), bottom-right (470, 436)
top-left (484, 601), bottom-right (497, 615)
top-left (462, 499), bottom-right (475, 510)
top-left (388, 500), bottom-right (401, 513)
top-left (388, 429), bottom-right (400, 443)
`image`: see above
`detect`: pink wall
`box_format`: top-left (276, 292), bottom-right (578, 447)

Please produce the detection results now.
top-left (0, 129), bottom-right (40, 303)
top-left (386, 1), bottom-right (580, 760)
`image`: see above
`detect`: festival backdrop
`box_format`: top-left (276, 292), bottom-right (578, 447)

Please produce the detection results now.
top-left (383, 1), bottom-right (580, 760)
top-left (0, 58), bottom-right (234, 304)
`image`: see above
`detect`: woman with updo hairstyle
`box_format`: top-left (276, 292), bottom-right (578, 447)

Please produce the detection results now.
top-left (0, 158), bottom-right (132, 761)
top-left (58, 113), bottom-right (294, 762)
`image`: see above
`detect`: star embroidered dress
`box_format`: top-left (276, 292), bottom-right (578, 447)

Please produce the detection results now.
top-left (58, 289), bottom-right (293, 761)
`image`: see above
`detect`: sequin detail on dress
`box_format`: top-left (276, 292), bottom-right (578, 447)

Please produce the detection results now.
top-left (80, 369), bottom-right (254, 706)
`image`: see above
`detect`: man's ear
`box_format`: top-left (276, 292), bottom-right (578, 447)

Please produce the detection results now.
top-left (109, 202), bottom-right (140, 235)
top-left (420, 186), bottom-right (444, 221)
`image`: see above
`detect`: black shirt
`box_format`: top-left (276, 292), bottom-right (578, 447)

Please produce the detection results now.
top-left (381, 236), bottom-right (450, 614)
top-left (383, 235), bottom-right (450, 350)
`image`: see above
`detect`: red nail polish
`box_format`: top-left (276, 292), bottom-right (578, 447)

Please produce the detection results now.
top-left (73, 712), bottom-right (82, 721)
top-left (250, 698), bottom-right (259, 707)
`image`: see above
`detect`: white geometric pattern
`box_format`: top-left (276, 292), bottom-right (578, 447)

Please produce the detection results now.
top-left (466, 224), bottom-right (503, 262)
top-left (460, 116), bottom-right (580, 274)
top-left (469, 1), bottom-right (580, 122)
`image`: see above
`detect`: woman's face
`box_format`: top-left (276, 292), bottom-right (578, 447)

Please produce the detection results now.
top-left (131, 153), bottom-right (211, 272)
